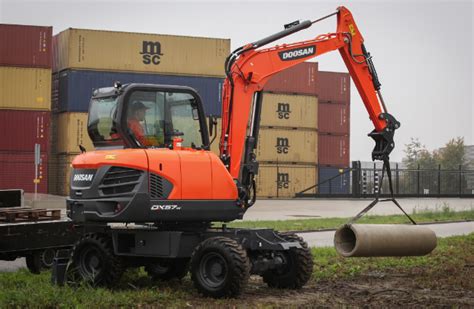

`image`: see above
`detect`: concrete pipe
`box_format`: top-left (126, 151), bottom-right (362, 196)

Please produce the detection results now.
top-left (334, 224), bottom-right (437, 257)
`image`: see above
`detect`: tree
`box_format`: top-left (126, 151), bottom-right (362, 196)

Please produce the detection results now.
top-left (402, 138), bottom-right (436, 169)
top-left (437, 137), bottom-right (468, 170)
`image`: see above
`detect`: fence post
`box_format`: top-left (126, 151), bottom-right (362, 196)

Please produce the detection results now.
top-left (351, 161), bottom-right (360, 198)
top-left (396, 163), bottom-right (399, 195)
top-left (417, 164), bottom-right (420, 197)
top-left (438, 164), bottom-right (441, 195)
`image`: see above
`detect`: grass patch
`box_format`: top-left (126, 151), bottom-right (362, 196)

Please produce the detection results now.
top-left (0, 233), bottom-right (472, 307)
top-left (221, 208), bottom-right (474, 232)
top-left (310, 232), bottom-right (474, 289)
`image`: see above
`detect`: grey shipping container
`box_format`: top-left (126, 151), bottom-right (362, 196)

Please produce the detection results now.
top-left (318, 167), bottom-right (350, 194)
top-left (53, 70), bottom-right (223, 115)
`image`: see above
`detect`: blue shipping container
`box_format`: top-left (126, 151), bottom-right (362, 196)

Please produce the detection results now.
top-left (53, 70), bottom-right (224, 116)
top-left (318, 167), bottom-right (350, 194)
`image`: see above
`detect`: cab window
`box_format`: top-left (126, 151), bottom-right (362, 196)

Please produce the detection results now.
top-left (88, 95), bottom-right (122, 145)
top-left (126, 90), bottom-right (203, 148)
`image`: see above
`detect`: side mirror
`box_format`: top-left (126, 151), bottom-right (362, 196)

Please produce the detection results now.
top-left (208, 115), bottom-right (217, 136)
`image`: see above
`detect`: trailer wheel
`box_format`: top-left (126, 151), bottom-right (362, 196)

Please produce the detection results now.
top-left (262, 233), bottom-right (313, 289)
top-left (68, 233), bottom-right (125, 287)
top-left (190, 237), bottom-right (250, 298)
top-left (25, 251), bottom-right (42, 274)
top-left (145, 258), bottom-right (189, 281)
top-left (40, 249), bottom-right (56, 269)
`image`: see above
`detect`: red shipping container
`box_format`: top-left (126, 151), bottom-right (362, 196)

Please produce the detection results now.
top-left (318, 134), bottom-right (350, 167)
top-left (264, 62), bottom-right (318, 95)
top-left (316, 71), bottom-right (350, 104)
top-left (0, 110), bottom-right (51, 152)
top-left (318, 102), bottom-right (350, 134)
top-left (0, 24), bottom-right (52, 68)
top-left (0, 152), bottom-right (48, 193)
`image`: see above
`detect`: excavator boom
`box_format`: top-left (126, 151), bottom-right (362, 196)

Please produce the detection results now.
top-left (219, 7), bottom-right (399, 198)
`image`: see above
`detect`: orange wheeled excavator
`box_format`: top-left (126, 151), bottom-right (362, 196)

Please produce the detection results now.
top-left (62, 6), bottom-right (400, 297)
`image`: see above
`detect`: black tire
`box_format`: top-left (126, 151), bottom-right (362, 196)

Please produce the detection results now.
top-left (262, 233), bottom-right (313, 289)
top-left (67, 233), bottom-right (125, 287)
top-left (25, 251), bottom-right (42, 274)
top-left (145, 258), bottom-right (189, 281)
top-left (190, 237), bottom-right (250, 298)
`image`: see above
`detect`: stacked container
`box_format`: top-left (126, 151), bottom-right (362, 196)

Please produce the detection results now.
top-left (49, 28), bottom-right (230, 195)
top-left (0, 24), bottom-right (52, 194)
top-left (316, 71), bottom-right (351, 194)
top-left (259, 62), bottom-right (320, 198)
top-left (262, 64), bottom-right (351, 197)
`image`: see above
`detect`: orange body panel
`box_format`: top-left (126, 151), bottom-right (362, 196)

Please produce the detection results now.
top-left (73, 148), bottom-right (237, 200)
top-left (209, 152), bottom-right (238, 199)
top-left (146, 148), bottom-right (183, 199)
top-left (72, 149), bottom-right (148, 171)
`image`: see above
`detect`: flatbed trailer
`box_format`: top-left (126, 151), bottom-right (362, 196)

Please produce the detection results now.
top-left (0, 210), bottom-right (80, 274)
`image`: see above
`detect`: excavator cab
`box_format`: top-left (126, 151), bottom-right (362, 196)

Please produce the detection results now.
top-left (87, 83), bottom-right (210, 151)
top-left (68, 82), bottom-right (241, 224)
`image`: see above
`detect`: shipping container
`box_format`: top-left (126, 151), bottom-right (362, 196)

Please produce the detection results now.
top-left (0, 151), bottom-right (48, 193)
top-left (48, 153), bottom-right (76, 196)
top-left (264, 62), bottom-right (318, 95)
top-left (0, 110), bottom-right (50, 152)
top-left (256, 128), bottom-right (318, 164)
top-left (318, 167), bottom-right (350, 194)
top-left (318, 102), bottom-right (350, 134)
top-left (0, 67), bottom-right (52, 110)
top-left (52, 113), bottom-right (93, 154)
top-left (53, 69), bottom-right (223, 115)
top-left (0, 24), bottom-right (52, 68)
top-left (256, 164), bottom-right (317, 198)
top-left (318, 134), bottom-right (350, 167)
top-left (53, 28), bottom-right (229, 76)
top-left (316, 71), bottom-right (350, 104)
top-left (260, 93), bottom-right (318, 129)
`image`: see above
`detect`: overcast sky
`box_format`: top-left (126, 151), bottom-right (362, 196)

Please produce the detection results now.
top-left (1, 0), bottom-right (472, 162)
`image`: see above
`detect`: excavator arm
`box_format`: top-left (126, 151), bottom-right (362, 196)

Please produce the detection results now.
top-left (219, 6), bottom-right (400, 204)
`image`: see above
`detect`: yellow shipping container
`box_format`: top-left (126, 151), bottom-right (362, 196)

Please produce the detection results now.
top-left (260, 93), bottom-right (318, 129)
top-left (48, 153), bottom-right (77, 196)
top-left (256, 164), bottom-right (317, 198)
top-left (54, 28), bottom-right (230, 77)
top-left (0, 67), bottom-right (51, 110)
top-left (256, 128), bottom-right (318, 164)
top-left (53, 112), bottom-right (94, 153)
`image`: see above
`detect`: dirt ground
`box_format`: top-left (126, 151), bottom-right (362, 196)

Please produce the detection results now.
top-left (187, 263), bottom-right (474, 308)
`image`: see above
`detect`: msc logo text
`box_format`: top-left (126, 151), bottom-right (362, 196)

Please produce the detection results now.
top-left (277, 102), bottom-right (291, 119)
top-left (140, 41), bottom-right (164, 65)
top-left (277, 173), bottom-right (290, 189)
top-left (276, 137), bottom-right (290, 154)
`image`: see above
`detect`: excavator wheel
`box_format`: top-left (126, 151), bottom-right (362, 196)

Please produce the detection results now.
top-left (190, 236), bottom-right (250, 298)
top-left (145, 258), bottom-right (189, 281)
top-left (262, 233), bottom-right (313, 289)
top-left (67, 233), bottom-right (125, 287)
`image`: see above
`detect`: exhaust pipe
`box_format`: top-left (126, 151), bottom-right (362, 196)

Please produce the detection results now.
top-left (334, 224), bottom-right (437, 257)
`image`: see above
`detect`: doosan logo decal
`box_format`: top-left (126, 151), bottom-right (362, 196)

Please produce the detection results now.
top-left (278, 46), bottom-right (316, 61)
top-left (74, 174), bottom-right (94, 182)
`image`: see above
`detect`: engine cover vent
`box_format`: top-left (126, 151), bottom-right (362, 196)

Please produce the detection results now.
top-left (100, 166), bottom-right (142, 195)
top-left (150, 173), bottom-right (164, 199)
